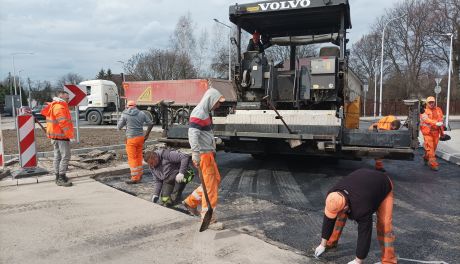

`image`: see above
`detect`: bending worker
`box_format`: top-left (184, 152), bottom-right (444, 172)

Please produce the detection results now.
top-left (314, 168), bottom-right (396, 264)
top-left (41, 90), bottom-right (74, 187)
top-left (144, 149), bottom-right (194, 207)
top-left (182, 87), bottom-right (225, 229)
top-left (117, 100), bottom-right (154, 184)
top-left (420, 96), bottom-right (444, 171)
top-left (369, 115), bottom-right (401, 172)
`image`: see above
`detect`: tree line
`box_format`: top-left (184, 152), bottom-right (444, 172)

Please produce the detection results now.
top-left (349, 0), bottom-right (459, 103)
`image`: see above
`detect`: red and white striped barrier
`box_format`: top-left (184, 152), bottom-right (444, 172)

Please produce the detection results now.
top-left (17, 114), bottom-right (37, 168)
top-left (0, 114), bottom-right (4, 169)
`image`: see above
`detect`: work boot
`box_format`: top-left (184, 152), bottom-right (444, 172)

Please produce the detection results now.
top-left (61, 174), bottom-right (69, 183)
top-left (430, 166), bottom-right (439, 171)
top-left (182, 201), bottom-right (199, 216)
top-left (423, 159), bottom-right (429, 166)
top-left (56, 175), bottom-right (72, 187)
top-left (125, 179), bottom-right (140, 184)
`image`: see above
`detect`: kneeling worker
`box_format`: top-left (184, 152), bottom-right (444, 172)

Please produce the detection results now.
top-left (314, 168), bottom-right (396, 264)
top-left (369, 115), bottom-right (401, 172)
top-left (144, 149), bottom-right (194, 207)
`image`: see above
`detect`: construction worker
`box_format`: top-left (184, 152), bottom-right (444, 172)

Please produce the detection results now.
top-left (41, 90), bottom-right (74, 187)
top-left (420, 96), bottom-right (444, 171)
top-left (144, 149), bottom-right (194, 207)
top-left (182, 87), bottom-right (225, 229)
top-left (247, 30), bottom-right (271, 53)
top-left (369, 115), bottom-right (401, 172)
top-left (117, 100), bottom-right (154, 184)
top-left (314, 168), bottom-right (396, 264)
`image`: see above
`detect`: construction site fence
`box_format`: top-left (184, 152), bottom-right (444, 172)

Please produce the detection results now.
top-left (361, 99), bottom-right (460, 117)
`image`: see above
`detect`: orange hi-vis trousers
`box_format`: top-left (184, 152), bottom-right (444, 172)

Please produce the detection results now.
top-left (423, 131), bottom-right (440, 168)
top-left (326, 183), bottom-right (396, 264)
top-left (126, 136), bottom-right (144, 182)
top-left (184, 152), bottom-right (221, 219)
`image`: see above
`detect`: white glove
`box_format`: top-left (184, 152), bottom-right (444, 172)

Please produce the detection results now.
top-left (436, 122), bottom-right (443, 127)
top-left (175, 173), bottom-right (185, 183)
top-left (347, 259), bottom-right (360, 264)
top-left (151, 195), bottom-right (159, 203)
top-left (192, 152), bottom-right (200, 167)
top-left (70, 138), bottom-right (76, 143)
top-left (314, 244), bottom-right (326, 258)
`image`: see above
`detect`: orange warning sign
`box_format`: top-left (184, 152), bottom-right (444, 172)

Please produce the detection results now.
top-left (138, 86), bottom-right (152, 102)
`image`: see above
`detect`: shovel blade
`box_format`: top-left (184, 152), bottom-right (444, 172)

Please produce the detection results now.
top-left (199, 208), bottom-right (213, 232)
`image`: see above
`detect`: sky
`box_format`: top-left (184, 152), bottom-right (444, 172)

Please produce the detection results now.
top-left (0, 0), bottom-right (401, 84)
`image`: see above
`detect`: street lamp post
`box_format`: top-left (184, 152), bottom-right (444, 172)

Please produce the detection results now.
top-left (213, 18), bottom-right (232, 81)
top-left (18, 70), bottom-right (24, 107)
top-left (117, 60), bottom-right (126, 82)
top-left (379, 14), bottom-right (406, 117)
top-left (11, 52), bottom-right (33, 96)
top-left (443, 33), bottom-right (454, 129)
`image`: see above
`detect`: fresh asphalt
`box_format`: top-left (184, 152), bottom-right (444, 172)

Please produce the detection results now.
top-left (99, 150), bottom-right (460, 264)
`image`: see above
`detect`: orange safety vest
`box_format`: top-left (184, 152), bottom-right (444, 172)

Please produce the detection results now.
top-left (369, 115), bottom-right (397, 131)
top-left (420, 107), bottom-right (443, 135)
top-left (41, 101), bottom-right (74, 140)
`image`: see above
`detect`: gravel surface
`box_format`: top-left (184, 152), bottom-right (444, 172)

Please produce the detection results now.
top-left (2, 128), bottom-right (162, 154)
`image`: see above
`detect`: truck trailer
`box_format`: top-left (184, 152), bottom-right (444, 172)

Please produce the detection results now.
top-left (165, 0), bottom-right (420, 160)
top-left (79, 79), bottom-right (236, 125)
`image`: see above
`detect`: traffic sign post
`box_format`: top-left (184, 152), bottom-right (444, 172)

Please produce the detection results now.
top-left (64, 84), bottom-right (87, 144)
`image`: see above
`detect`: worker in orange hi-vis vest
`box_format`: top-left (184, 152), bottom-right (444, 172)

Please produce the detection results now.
top-left (117, 100), bottom-right (154, 184)
top-left (420, 96), bottom-right (444, 171)
top-left (368, 115), bottom-right (401, 172)
top-left (41, 90), bottom-right (74, 187)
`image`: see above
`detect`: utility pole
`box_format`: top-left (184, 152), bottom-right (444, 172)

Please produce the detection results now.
top-left (213, 18), bottom-right (232, 81)
top-left (379, 14), bottom-right (406, 117)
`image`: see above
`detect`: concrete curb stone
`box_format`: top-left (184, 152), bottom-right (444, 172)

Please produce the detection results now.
top-left (3, 140), bottom-right (159, 161)
top-left (0, 163), bottom-right (146, 188)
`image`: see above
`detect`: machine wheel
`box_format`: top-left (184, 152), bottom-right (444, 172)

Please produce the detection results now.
top-left (87, 111), bottom-right (102, 125)
top-left (142, 110), bottom-right (154, 124)
top-left (175, 108), bottom-right (190, 125)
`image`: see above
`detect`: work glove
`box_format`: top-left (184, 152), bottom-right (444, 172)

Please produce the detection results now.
top-left (347, 259), bottom-right (360, 264)
top-left (192, 152), bottom-right (200, 168)
top-left (314, 244), bottom-right (326, 258)
top-left (436, 122), bottom-right (443, 127)
top-left (175, 173), bottom-right (185, 183)
top-left (151, 195), bottom-right (159, 203)
top-left (70, 138), bottom-right (76, 143)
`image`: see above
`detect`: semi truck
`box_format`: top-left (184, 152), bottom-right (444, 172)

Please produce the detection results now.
top-left (78, 79), bottom-right (236, 125)
top-left (165, 0), bottom-right (420, 160)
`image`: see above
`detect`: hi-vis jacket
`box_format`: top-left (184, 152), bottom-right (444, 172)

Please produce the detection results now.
top-left (420, 107), bottom-right (443, 135)
top-left (41, 97), bottom-right (74, 140)
top-left (369, 115), bottom-right (397, 131)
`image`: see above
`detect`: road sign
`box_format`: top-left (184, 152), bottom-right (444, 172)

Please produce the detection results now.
top-left (434, 85), bottom-right (441, 94)
top-left (64, 84), bottom-right (87, 106)
top-left (435, 78), bottom-right (442, 85)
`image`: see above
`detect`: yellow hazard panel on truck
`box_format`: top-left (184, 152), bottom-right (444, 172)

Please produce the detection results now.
top-left (138, 87), bottom-right (152, 102)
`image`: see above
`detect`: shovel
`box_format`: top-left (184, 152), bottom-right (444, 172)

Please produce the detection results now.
top-left (197, 166), bottom-right (213, 232)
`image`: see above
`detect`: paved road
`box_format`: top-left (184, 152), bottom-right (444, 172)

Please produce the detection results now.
top-left (99, 150), bottom-right (460, 264)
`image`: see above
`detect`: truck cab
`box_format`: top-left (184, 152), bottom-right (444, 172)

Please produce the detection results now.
top-left (79, 80), bottom-right (120, 125)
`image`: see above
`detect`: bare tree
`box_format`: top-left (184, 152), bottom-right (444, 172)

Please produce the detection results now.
top-left (125, 49), bottom-right (197, 81)
top-left (57, 72), bottom-right (84, 88)
top-left (170, 13), bottom-right (197, 59)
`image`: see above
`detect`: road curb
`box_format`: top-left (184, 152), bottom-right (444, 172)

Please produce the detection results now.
top-left (436, 149), bottom-right (460, 166)
top-left (3, 140), bottom-right (159, 161)
top-left (0, 163), bottom-right (152, 188)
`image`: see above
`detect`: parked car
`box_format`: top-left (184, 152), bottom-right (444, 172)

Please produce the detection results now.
top-left (32, 105), bottom-right (46, 120)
